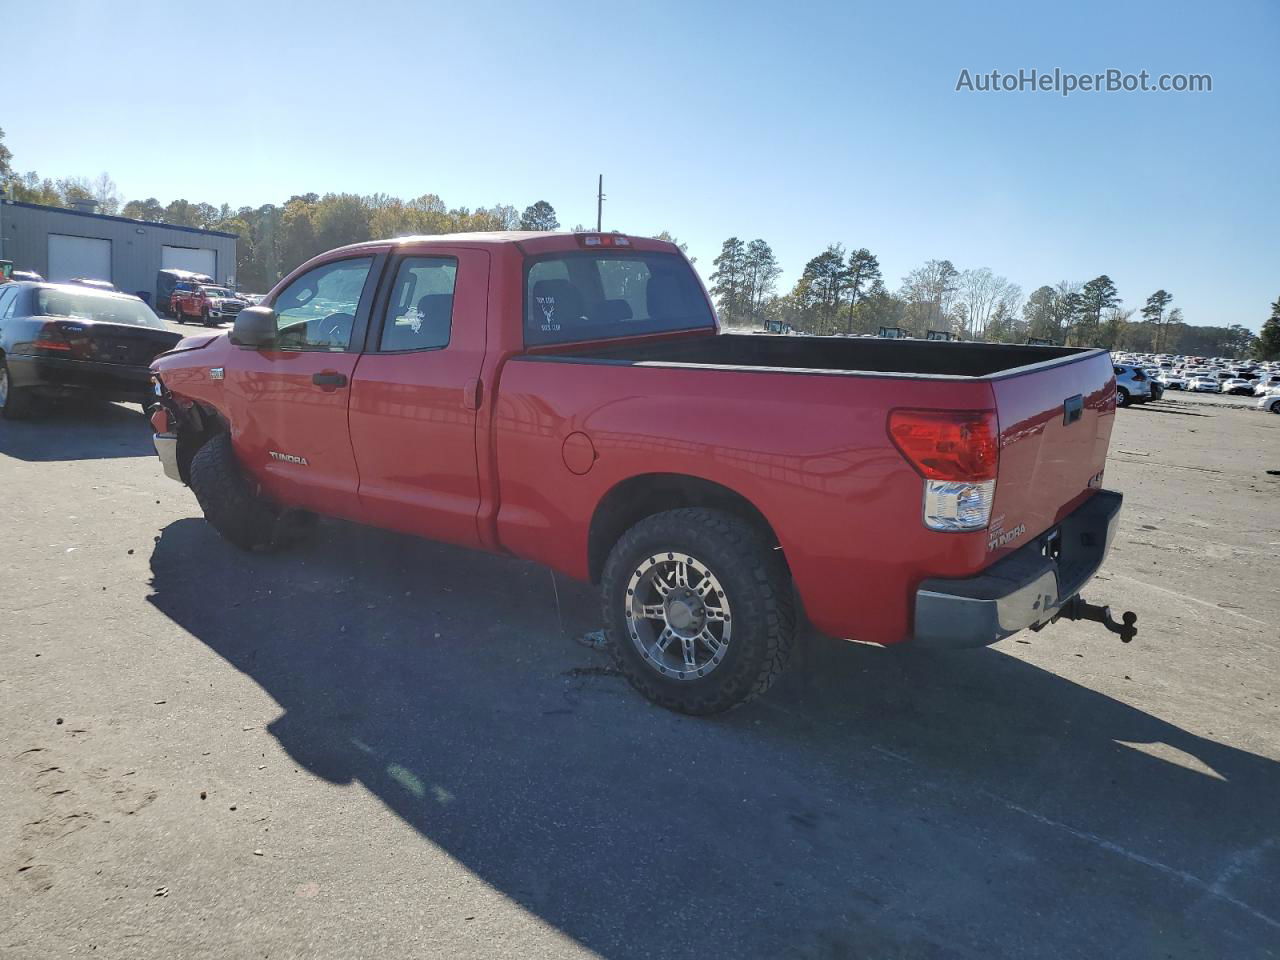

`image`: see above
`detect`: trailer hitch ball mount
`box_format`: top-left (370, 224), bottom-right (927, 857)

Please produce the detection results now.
top-left (1036, 596), bottom-right (1139, 643)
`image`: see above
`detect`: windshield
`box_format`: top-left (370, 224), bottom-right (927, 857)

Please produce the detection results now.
top-left (201, 287), bottom-right (233, 298)
top-left (37, 289), bottom-right (166, 329)
top-left (524, 251), bottom-right (713, 346)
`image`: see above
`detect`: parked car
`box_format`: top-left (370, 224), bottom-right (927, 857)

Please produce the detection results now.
top-left (1157, 371), bottom-right (1188, 390)
top-left (1114, 364), bottom-right (1152, 407)
top-left (11, 269), bottom-right (44, 282)
top-left (1221, 378), bottom-right (1255, 396)
top-left (66, 277), bottom-right (119, 292)
top-left (171, 284), bottom-right (247, 326)
top-left (1190, 375), bottom-right (1221, 393)
top-left (148, 231), bottom-right (1134, 714)
top-left (1253, 375), bottom-right (1280, 395)
top-left (0, 282), bottom-right (181, 419)
top-left (1257, 392), bottom-right (1280, 414)
top-left (155, 268), bottom-right (214, 319)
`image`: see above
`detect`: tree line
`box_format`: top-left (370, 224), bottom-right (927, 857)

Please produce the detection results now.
top-left (710, 237), bottom-right (1266, 358)
top-left (2, 128), bottom-right (1273, 359)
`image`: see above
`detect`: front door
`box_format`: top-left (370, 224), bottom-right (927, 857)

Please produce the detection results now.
top-left (224, 254), bottom-right (382, 518)
top-left (348, 248), bottom-right (489, 548)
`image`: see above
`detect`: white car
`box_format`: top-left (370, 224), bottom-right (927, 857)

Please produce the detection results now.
top-left (1221, 378), bottom-right (1255, 396)
top-left (1253, 376), bottom-right (1280, 395)
top-left (1257, 392), bottom-right (1280, 414)
top-left (1158, 372), bottom-right (1188, 390)
top-left (1190, 376), bottom-right (1221, 393)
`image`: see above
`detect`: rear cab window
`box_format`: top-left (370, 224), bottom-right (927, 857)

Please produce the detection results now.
top-left (524, 251), bottom-right (713, 346)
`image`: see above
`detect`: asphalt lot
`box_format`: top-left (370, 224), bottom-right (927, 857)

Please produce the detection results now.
top-left (2, 390), bottom-right (1278, 959)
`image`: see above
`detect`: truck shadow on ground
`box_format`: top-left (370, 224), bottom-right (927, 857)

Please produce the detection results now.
top-left (148, 517), bottom-right (1280, 960)
top-left (0, 401), bottom-right (153, 461)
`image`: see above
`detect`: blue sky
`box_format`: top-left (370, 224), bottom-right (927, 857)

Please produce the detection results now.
top-left (5, 0), bottom-right (1277, 329)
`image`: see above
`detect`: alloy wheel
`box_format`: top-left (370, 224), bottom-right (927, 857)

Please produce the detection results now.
top-left (625, 552), bottom-right (732, 681)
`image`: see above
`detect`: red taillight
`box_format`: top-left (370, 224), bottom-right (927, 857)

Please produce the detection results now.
top-left (31, 338), bottom-right (72, 351)
top-left (888, 409), bottom-right (999, 482)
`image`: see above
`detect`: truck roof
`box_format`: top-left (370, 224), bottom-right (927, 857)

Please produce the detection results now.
top-left (324, 231), bottom-right (679, 257)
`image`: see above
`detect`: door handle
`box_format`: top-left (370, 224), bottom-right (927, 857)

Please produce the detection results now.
top-left (312, 371), bottom-right (348, 388)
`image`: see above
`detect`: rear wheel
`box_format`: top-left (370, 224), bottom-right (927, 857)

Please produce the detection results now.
top-left (188, 433), bottom-right (279, 551)
top-left (1116, 387), bottom-right (1130, 408)
top-left (0, 360), bottom-right (34, 420)
top-left (602, 508), bottom-right (795, 715)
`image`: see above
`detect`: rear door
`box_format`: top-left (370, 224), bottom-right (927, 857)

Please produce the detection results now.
top-left (348, 247), bottom-right (489, 549)
top-left (223, 254), bottom-right (382, 518)
top-left (986, 351), bottom-right (1116, 559)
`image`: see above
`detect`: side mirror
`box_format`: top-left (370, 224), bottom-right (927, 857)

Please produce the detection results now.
top-left (230, 305), bottom-right (277, 348)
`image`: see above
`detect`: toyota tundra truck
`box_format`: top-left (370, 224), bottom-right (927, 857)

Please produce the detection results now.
top-left (148, 231), bottom-right (1135, 714)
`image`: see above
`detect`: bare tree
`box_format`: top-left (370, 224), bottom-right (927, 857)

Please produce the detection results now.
top-left (92, 172), bottom-right (119, 215)
top-left (899, 259), bottom-right (959, 335)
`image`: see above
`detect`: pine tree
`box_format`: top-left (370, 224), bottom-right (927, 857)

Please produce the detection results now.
top-left (1257, 297), bottom-right (1280, 360)
top-left (709, 238), bottom-right (748, 327)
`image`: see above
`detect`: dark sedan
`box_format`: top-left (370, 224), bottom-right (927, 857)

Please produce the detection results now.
top-left (0, 282), bottom-right (182, 419)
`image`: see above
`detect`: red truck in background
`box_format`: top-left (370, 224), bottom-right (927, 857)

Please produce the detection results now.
top-left (148, 231), bottom-right (1136, 714)
top-left (170, 283), bottom-right (247, 326)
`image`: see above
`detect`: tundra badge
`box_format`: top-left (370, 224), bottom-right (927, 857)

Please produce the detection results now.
top-left (269, 451), bottom-right (309, 466)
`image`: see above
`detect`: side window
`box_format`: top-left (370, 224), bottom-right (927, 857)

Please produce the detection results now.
top-left (1114, 366), bottom-right (1124, 376)
top-left (0, 286), bottom-right (16, 319)
top-left (379, 257), bottom-right (457, 352)
top-left (272, 257), bottom-right (373, 351)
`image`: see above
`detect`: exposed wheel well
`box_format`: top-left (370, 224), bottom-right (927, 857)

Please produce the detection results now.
top-left (175, 401), bottom-right (228, 484)
top-left (587, 473), bottom-right (783, 583)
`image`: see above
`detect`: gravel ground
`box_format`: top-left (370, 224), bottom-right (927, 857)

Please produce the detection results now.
top-left (1, 390), bottom-right (1278, 959)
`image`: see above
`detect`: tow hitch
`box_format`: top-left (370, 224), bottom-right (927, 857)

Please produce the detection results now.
top-left (1037, 596), bottom-right (1138, 642)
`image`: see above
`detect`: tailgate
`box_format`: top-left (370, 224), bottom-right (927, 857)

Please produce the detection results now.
top-left (987, 351), bottom-right (1116, 558)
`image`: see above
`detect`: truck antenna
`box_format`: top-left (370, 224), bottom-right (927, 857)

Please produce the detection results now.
top-left (596, 174), bottom-right (605, 232)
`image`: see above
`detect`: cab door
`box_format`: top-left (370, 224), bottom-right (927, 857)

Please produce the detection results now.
top-left (348, 248), bottom-right (489, 548)
top-left (223, 254), bottom-right (383, 519)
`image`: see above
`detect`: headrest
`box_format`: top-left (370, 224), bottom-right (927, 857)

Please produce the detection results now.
top-left (530, 279), bottom-right (586, 328)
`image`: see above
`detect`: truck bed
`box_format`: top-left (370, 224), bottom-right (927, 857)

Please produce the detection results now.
top-left (539, 332), bottom-right (1091, 379)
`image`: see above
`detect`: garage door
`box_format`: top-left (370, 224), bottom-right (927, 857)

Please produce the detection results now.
top-left (48, 235), bottom-right (112, 283)
top-left (161, 245), bottom-right (217, 278)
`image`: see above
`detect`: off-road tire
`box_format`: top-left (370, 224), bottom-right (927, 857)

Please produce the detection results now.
top-left (0, 360), bottom-right (34, 420)
top-left (602, 507), bottom-right (795, 715)
top-left (188, 433), bottom-right (278, 551)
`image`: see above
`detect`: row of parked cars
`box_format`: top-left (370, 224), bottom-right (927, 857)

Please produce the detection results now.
top-left (1113, 352), bottom-right (1280, 413)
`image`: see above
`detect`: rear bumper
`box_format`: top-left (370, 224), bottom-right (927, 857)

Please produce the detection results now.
top-left (913, 489), bottom-right (1122, 648)
top-left (6, 353), bottom-right (152, 400)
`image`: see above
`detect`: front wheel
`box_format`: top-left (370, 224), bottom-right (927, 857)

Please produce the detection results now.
top-left (601, 508), bottom-right (795, 715)
top-left (201, 308), bottom-right (214, 327)
top-left (188, 433), bottom-right (279, 551)
top-left (174, 306), bottom-right (185, 324)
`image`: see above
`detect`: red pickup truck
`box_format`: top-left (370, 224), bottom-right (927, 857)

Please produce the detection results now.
top-left (149, 231), bottom-right (1134, 713)
top-left (171, 283), bottom-right (247, 326)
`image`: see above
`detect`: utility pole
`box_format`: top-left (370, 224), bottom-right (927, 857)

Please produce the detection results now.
top-left (596, 174), bottom-right (604, 232)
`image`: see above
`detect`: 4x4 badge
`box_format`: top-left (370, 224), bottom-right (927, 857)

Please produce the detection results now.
top-left (209, 367), bottom-right (224, 380)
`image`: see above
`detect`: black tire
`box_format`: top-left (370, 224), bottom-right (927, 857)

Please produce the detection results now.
top-left (601, 507), bottom-right (795, 715)
top-left (188, 433), bottom-right (278, 551)
top-left (1116, 387), bottom-right (1130, 408)
top-left (0, 359), bottom-right (34, 420)
top-left (174, 306), bottom-right (185, 324)
top-left (202, 308), bottom-right (213, 327)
